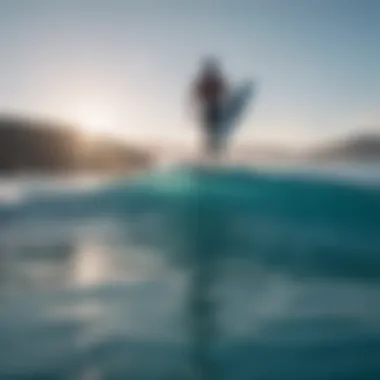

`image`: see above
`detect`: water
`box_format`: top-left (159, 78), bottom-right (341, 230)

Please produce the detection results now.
top-left (1, 164), bottom-right (380, 379)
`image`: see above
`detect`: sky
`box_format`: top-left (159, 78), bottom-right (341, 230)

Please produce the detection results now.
top-left (0, 0), bottom-right (379, 147)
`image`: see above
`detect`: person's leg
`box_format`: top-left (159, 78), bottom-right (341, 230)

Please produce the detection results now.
top-left (200, 107), bottom-right (212, 160)
top-left (203, 105), bottom-right (215, 154)
top-left (206, 104), bottom-right (224, 159)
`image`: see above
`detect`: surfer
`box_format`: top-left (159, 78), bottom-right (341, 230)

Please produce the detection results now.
top-left (191, 57), bottom-right (229, 159)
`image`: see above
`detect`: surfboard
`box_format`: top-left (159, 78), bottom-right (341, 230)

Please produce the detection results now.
top-left (210, 81), bottom-right (255, 154)
top-left (223, 81), bottom-right (255, 135)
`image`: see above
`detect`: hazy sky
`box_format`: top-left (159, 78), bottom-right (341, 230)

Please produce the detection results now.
top-left (1, 0), bottom-right (379, 146)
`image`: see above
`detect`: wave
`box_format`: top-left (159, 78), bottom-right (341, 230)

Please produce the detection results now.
top-left (1, 166), bottom-right (380, 280)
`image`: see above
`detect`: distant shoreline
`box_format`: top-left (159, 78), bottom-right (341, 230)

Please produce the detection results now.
top-left (0, 115), bottom-right (154, 175)
top-left (0, 114), bottom-right (379, 174)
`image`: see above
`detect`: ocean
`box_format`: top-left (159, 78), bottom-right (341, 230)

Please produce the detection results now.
top-left (0, 163), bottom-right (379, 380)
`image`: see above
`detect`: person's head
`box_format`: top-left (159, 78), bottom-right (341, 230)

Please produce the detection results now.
top-left (200, 56), bottom-right (222, 77)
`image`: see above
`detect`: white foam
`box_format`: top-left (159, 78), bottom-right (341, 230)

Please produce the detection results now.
top-left (0, 175), bottom-right (111, 206)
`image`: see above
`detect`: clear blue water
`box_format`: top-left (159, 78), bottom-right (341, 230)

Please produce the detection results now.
top-left (0, 165), bottom-right (380, 379)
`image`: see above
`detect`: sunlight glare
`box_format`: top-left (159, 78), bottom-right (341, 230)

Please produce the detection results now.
top-left (73, 105), bottom-right (117, 135)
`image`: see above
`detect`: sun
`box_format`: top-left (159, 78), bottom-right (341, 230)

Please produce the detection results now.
top-left (61, 99), bottom-right (121, 136)
top-left (73, 107), bottom-right (115, 135)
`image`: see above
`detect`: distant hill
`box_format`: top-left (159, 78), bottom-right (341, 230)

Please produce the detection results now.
top-left (310, 133), bottom-right (380, 162)
top-left (234, 132), bottom-right (380, 164)
top-left (0, 115), bottom-right (153, 174)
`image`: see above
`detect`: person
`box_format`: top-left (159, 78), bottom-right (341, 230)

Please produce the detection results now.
top-left (191, 57), bottom-right (229, 159)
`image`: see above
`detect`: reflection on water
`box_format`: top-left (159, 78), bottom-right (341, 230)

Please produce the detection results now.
top-left (72, 240), bottom-right (169, 288)
top-left (0, 211), bottom-right (190, 378)
top-left (0, 217), bottom-right (172, 294)
top-left (73, 242), bottom-right (114, 287)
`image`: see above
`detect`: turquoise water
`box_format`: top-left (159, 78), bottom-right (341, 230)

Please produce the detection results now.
top-left (0, 165), bottom-right (380, 379)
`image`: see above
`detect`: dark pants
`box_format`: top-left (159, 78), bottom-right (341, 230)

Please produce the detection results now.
top-left (202, 103), bottom-right (223, 156)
